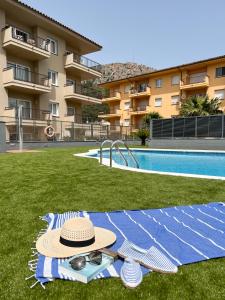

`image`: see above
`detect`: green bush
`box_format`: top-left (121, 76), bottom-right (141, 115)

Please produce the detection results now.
top-left (142, 112), bottom-right (162, 127)
top-left (136, 128), bottom-right (150, 146)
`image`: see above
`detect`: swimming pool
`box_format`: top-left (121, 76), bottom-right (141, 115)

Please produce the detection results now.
top-left (75, 148), bottom-right (225, 180)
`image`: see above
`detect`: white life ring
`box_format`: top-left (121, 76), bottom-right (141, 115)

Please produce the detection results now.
top-left (44, 125), bottom-right (55, 138)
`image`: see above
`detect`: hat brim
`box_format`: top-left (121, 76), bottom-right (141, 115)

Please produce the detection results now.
top-left (36, 226), bottom-right (116, 258)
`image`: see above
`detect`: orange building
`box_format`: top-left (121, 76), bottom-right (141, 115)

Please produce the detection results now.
top-left (99, 55), bottom-right (225, 130)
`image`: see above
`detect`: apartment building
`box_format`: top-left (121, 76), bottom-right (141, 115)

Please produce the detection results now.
top-left (0, 0), bottom-right (102, 141)
top-left (99, 55), bottom-right (225, 130)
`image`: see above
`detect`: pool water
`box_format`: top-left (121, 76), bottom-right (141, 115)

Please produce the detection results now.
top-left (91, 149), bottom-right (225, 178)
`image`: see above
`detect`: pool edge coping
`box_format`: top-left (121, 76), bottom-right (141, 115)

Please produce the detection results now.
top-left (74, 148), bottom-right (225, 181)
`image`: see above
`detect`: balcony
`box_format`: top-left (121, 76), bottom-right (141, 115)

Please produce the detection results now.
top-left (3, 107), bottom-right (50, 126)
top-left (64, 83), bottom-right (102, 104)
top-left (64, 52), bottom-right (101, 80)
top-left (64, 115), bottom-right (75, 122)
top-left (2, 26), bottom-right (50, 60)
top-left (180, 74), bottom-right (209, 90)
top-left (101, 91), bottom-right (121, 103)
top-left (129, 86), bottom-right (151, 98)
top-left (3, 67), bottom-right (51, 94)
top-left (98, 108), bottom-right (121, 119)
top-left (63, 114), bottom-right (84, 124)
top-left (129, 105), bottom-right (149, 115)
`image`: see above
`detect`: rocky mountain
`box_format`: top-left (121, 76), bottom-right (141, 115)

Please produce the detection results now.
top-left (96, 62), bottom-right (155, 84)
top-left (82, 62), bottom-right (155, 121)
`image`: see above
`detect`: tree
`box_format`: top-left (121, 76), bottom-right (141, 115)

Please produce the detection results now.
top-left (81, 81), bottom-right (109, 122)
top-left (82, 103), bottom-right (109, 123)
top-left (180, 95), bottom-right (222, 117)
top-left (136, 128), bottom-right (150, 146)
top-left (142, 112), bottom-right (162, 127)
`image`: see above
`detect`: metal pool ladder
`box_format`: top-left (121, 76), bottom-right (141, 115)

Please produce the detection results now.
top-left (99, 139), bottom-right (139, 168)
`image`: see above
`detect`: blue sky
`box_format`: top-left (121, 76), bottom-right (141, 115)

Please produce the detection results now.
top-left (23, 0), bottom-right (225, 70)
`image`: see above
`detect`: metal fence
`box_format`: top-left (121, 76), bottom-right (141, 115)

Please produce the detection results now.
top-left (151, 115), bottom-right (225, 139)
top-left (1, 115), bottom-right (138, 142)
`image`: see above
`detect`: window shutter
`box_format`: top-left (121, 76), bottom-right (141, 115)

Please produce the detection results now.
top-left (214, 89), bottom-right (225, 99)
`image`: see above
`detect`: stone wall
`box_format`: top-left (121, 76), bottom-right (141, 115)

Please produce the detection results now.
top-left (148, 139), bottom-right (225, 151)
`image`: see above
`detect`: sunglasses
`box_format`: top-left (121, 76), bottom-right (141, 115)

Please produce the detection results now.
top-left (69, 251), bottom-right (102, 271)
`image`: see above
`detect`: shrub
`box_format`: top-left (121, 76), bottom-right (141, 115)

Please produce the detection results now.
top-left (136, 128), bottom-right (150, 146)
top-left (142, 112), bottom-right (162, 127)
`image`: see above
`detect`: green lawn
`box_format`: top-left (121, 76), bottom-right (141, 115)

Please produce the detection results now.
top-left (1, 146), bottom-right (225, 300)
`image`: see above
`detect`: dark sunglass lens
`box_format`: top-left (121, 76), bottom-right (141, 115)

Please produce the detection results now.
top-left (88, 252), bottom-right (102, 265)
top-left (70, 256), bottom-right (86, 270)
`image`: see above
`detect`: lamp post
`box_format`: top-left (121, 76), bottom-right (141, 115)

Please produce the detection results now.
top-left (18, 105), bottom-right (23, 152)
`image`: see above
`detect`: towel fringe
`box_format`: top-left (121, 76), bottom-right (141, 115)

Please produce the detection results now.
top-left (28, 258), bottom-right (38, 263)
top-left (27, 212), bottom-right (80, 290)
top-left (30, 280), bottom-right (40, 289)
top-left (25, 274), bottom-right (35, 280)
top-left (26, 215), bottom-right (50, 288)
top-left (40, 282), bottom-right (46, 289)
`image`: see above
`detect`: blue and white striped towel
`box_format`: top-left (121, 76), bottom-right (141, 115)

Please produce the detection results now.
top-left (29, 202), bottom-right (225, 288)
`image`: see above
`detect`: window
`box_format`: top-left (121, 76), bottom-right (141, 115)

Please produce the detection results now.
top-left (111, 89), bottom-right (120, 97)
top-left (124, 101), bottom-right (130, 110)
top-left (7, 62), bottom-right (30, 82)
top-left (49, 102), bottom-right (59, 116)
top-left (155, 79), bottom-right (162, 88)
top-left (171, 95), bottom-right (180, 105)
top-left (138, 82), bottom-right (148, 92)
top-left (189, 72), bottom-right (206, 83)
top-left (155, 98), bottom-right (162, 107)
top-left (46, 37), bottom-right (58, 54)
top-left (124, 84), bottom-right (131, 93)
top-left (8, 98), bottom-right (32, 119)
top-left (171, 75), bottom-right (180, 85)
top-left (67, 107), bottom-right (75, 116)
top-left (214, 89), bottom-right (225, 100)
top-left (194, 93), bottom-right (206, 98)
top-left (48, 70), bottom-right (58, 86)
top-left (124, 119), bottom-right (130, 126)
top-left (216, 67), bottom-right (225, 78)
top-left (66, 79), bottom-right (75, 86)
top-left (12, 28), bottom-right (29, 42)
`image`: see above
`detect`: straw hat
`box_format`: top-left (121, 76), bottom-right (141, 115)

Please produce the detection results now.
top-left (36, 217), bottom-right (116, 258)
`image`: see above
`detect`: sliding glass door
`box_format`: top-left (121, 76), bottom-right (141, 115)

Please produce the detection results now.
top-left (8, 98), bottom-right (32, 119)
top-left (7, 62), bottom-right (30, 82)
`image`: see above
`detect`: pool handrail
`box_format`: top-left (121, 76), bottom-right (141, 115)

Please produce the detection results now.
top-left (115, 145), bottom-right (129, 167)
top-left (100, 139), bottom-right (129, 167)
top-left (110, 140), bottom-right (139, 168)
top-left (100, 139), bottom-right (113, 165)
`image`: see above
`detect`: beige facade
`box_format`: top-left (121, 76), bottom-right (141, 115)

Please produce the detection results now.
top-left (0, 0), bottom-right (102, 141)
top-left (99, 56), bottom-right (225, 130)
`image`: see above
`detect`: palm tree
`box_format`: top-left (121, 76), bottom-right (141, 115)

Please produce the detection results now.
top-left (180, 95), bottom-right (222, 117)
top-left (142, 112), bottom-right (162, 127)
top-left (136, 128), bottom-right (150, 146)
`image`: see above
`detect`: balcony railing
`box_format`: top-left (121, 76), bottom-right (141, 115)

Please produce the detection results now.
top-left (130, 85), bottom-right (149, 94)
top-left (180, 74), bottom-right (209, 86)
top-left (5, 107), bottom-right (50, 121)
top-left (103, 90), bottom-right (121, 98)
top-left (131, 105), bottom-right (148, 112)
top-left (99, 108), bottom-right (121, 116)
top-left (4, 66), bottom-right (50, 87)
top-left (3, 26), bottom-right (49, 52)
top-left (65, 51), bottom-right (101, 72)
top-left (65, 83), bottom-right (102, 99)
top-left (109, 108), bottom-right (121, 114)
top-left (129, 86), bottom-right (151, 98)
